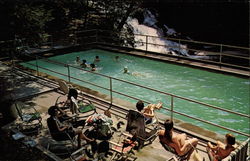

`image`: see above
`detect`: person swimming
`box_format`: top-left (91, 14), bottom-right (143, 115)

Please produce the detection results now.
top-left (90, 63), bottom-right (96, 71)
top-left (123, 67), bottom-right (130, 74)
top-left (94, 56), bottom-right (100, 63)
top-left (123, 67), bottom-right (145, 77)
top-left (80, 59), bottom-right (88, 68)
top-left (76, 56), bottom-right (80, 64)
top-left (115, 56), bottom-right (119, 62)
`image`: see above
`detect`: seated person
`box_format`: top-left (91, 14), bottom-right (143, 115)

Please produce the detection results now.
top-left (47, 106), bottom-right (93, 148)
top-left (62, 88), bottom-right (79, 114)
top-left (90, 63), bottom-right (96, 71)
top-left (136, 100), bottom-right (162, 124)
top-left (158, 119), bottom-right (198, 159)
top-left (94, 56), bottom-right (100, 63)
top-left (206, 133), bottom-right (236, 161)
top-left (143, 102), bottom-right (162, 124)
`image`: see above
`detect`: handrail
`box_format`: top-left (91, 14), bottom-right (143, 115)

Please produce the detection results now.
top-left (19, 54), bottom-right (250, 138)
top-left (23, 53), bottom-right (250, 119)
top-left (99, 34), bottom-right (250, 59)
top-left (133, 33), bottom-right (250, 50)
top-left (3, 29), bottom-right (250, 71)
top-left (97, 41), bottom-right (250, 71)
top-left (98, 29), bottom-right (250, 49)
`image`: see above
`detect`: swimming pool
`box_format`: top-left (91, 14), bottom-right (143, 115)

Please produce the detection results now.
top-left (22, 49), bottom-right (250, 140)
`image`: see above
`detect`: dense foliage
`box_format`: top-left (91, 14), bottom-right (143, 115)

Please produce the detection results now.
top-left (0, 0), bottom-right (143, 45)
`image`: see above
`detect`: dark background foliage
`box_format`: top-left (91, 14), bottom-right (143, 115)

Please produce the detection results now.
top-left (0, 0), bottom-right (248, 47)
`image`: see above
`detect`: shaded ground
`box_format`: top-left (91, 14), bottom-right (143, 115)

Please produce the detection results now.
top-left (0, 130), bottom-right (50, 161)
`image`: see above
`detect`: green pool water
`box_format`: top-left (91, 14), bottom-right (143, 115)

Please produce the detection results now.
top-left (22, 49), bottom-right (250, 140)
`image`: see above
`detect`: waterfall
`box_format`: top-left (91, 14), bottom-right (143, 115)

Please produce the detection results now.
top-left (126, 9), bottom-right (189, 56)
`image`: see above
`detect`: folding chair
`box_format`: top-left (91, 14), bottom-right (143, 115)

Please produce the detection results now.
top-left (109, 140), bottom-right (137, 161)
top-left (57, 80), bottom-right (96, 116)
top-left (47, 120), bottom-right (78, 157)
top-left (57, 80), bottom-right (78, 112)
top-left (125, 110), bottom-right (159, 150)
top-left (70, 146), bottom-right (88, 161)
top-left (47, 132), bottom-right (78, 157)
top-left (71, 97), bottom-right (97, 118)
top-left (13, 101), bottom-right (42, 135)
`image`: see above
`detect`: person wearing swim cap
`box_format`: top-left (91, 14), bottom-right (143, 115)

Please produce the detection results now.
top-left (123, 67), bottom-right (130, 74)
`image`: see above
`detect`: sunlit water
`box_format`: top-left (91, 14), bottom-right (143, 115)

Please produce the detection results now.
top-left (22, 49), bottom-right (250, 140)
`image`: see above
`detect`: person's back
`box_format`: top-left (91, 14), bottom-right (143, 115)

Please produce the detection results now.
top-left (159, 119), bottom-right (198, 157)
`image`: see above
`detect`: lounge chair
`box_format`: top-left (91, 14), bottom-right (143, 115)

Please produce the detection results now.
top-left (109, 140), bottom-right (137, 161)
top-left (160, 140), bottom-right (192, 161)
top-left (57, 80), bottom-right (96, 116)
top-left (47, 121), bottom-right (78, 156)
top-left (125, 109), bottom-right (159, 150)
top-left (13, 101), bottom-right (42, 135)
top-left (70, 96), bottom-right (97, 118)
top-left (70, 146), bottom-right (88, 161)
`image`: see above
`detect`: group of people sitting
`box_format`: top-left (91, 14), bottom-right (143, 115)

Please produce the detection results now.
top-left (76, 55), bottom-right (100, 71)
top-left (158, 118), bottom-right (236, 161)
top-left (47, 89), bottom-right (236, 161)
top-left (47, 86), bottom-right (118, 159)
top-left (134, 100), bottom-right (236, 161)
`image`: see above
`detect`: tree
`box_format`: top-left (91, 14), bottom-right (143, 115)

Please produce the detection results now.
top-left (13, 2), bottom-right (54, 46)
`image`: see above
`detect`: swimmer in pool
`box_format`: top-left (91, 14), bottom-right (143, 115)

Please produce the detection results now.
top-left (115, 56), bottom-right (119, 62)
top-left (94, 56), bottom-right (100, 63)
top-left (123, 67), bottom-right (130, 74)
top-left (76, 56), bottom-right (80, 64)
top-left (123, 67), bottom-right (145, 77)
top-left (90, 63), bottom-right (96, 71)
top-left (80, 59), bottom-right (88, 68)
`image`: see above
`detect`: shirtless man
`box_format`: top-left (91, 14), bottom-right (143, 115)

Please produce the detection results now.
top-left (143, 102), bottom-right (162, 124)
top-left (207, 133), bottom-right (236, 161)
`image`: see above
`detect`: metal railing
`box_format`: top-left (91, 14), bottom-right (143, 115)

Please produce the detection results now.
top-left (95, 29), bottom-right (250, 70)
top-left (19, 53), bottom-right (250, 139)
top-left (2, 29), bottom-right (250, 71)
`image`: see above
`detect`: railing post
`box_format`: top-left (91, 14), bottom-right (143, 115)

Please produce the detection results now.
top-left (109, 77), bottom-right (113, 105)
top-left (219, 44), bottom-right (222, 69)
top-left (50, 35), bottom-right (53, 47)
top-left (95, 30), bottom-right (98, 44)
top-left (146, 35), bottom-right (148, 51)
top-left (67, 65), bottom-right (71, 82)
top-left (178, 39), bottom-right (181, 54)
top-left (35, 55), bottom-right (39, 76)
top-left (170, 96), bottom-right (174, 121)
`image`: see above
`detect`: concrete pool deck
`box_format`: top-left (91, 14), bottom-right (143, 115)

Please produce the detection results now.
top-left (2, 62), bottom-right (248, 161)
